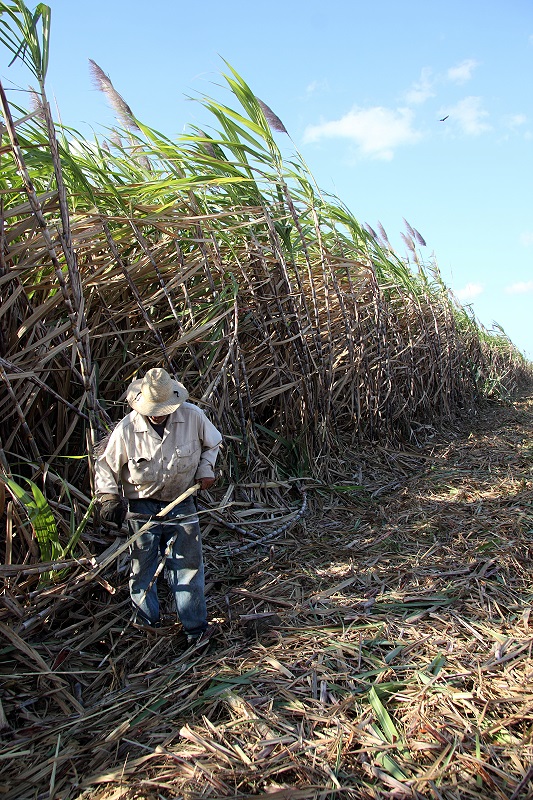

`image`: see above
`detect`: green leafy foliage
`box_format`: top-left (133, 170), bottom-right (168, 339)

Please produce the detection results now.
top-left (3, 474), bottom-right (60, 562)
top-left (0, 0), bottom-right (50, 84)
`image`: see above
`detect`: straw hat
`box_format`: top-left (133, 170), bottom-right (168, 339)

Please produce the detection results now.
top-left (126, 368), bottom-right (188, 416)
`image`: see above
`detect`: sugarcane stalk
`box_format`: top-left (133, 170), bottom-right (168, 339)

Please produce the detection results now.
top-left (0, 360), bottom-right (44, 469)
top-left (0, 80), bottom-right (101, 474)
top-left (101, 217), bottom-right (177, 376)
top-left (222, 486), bottom-right (307, 556)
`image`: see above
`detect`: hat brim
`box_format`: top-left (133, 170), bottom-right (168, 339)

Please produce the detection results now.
top-left (126, 378), bottom-right (188, 416)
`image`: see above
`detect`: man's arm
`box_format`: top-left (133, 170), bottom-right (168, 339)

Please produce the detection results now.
top-left (94, 425), bottom-right (128, 527)
top-left (194, 413), bottom-right (222, 490)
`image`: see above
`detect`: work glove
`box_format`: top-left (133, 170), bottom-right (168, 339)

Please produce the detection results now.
top-left (198, 477), bottom-right (216, 491)
top-left (99, 494), bottom-right (127, 528)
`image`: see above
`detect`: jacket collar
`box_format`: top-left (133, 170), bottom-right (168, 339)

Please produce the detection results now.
top-left (130, 407), bottom-right (185, 432)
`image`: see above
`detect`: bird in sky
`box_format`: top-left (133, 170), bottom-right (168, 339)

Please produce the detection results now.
top-left (440, 115), bottom-right (449, 122)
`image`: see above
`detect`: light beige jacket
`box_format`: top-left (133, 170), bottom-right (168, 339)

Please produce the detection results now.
top-left (95, 403), bottom-right (222, 501)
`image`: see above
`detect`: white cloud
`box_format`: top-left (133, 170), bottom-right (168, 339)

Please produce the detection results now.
top-left (447, 59), bottom-right (479, 84)
top-left (520, 231), bottom-right (533, 246)
top-left (506, 113), bottom-right (527, 129)
top-left (448, 96), bottom-right (491, 135)
top-left (306, 79), bottom-right (329, 95)
top-left (455, 282), bottom-right (484, 301)
top-left (405, 67), bottom-right (435, 105)
top-left (303, 106), bottom-right (422, 160)
top-left (505, 281), bottom-right (533, 294)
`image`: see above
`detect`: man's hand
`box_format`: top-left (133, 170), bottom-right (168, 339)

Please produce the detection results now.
top-left (99, 494), bottom-right (127, 528)
top-left (198, 477), bottom-right (216, 491)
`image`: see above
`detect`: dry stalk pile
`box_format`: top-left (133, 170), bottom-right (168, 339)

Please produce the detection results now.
top-left (1, 380), bottom-right (533, 800)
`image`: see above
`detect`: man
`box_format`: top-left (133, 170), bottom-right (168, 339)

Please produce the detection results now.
top-left (94, 368), bottom-right (222, 645)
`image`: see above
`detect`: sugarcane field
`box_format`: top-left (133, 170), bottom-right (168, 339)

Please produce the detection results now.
top-left (1, 3), bottom-right (533, 799)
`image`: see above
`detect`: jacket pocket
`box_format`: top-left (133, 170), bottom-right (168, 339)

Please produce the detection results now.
top-left (168, 442), bottom-right (200, 474)
top-left (128, 457), bottom-right (158, 484)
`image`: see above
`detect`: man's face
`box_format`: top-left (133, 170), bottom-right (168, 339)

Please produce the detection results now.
top-left (148, 414), bottom-right (168, 425)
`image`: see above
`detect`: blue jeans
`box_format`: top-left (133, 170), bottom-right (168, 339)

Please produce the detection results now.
top-left (127, 496), bottom-right (207, 636)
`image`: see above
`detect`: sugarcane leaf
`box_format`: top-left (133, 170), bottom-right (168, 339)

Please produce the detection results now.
top-left (3, 475), bottom-right (59, 563)
top-left (368, 685), bottom-right (403, 746)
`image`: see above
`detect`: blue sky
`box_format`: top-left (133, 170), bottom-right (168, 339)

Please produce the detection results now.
top-left (2, 0), bottom-right (533, 357)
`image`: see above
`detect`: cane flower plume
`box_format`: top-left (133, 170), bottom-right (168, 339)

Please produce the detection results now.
top-left (257, 98), bottom-right (288, 134)
top-left (89, 58), bottom-right (140, 131)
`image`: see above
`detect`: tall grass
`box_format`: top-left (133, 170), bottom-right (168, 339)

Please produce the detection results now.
top-left (0, 1), bottom-right (531, 568)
